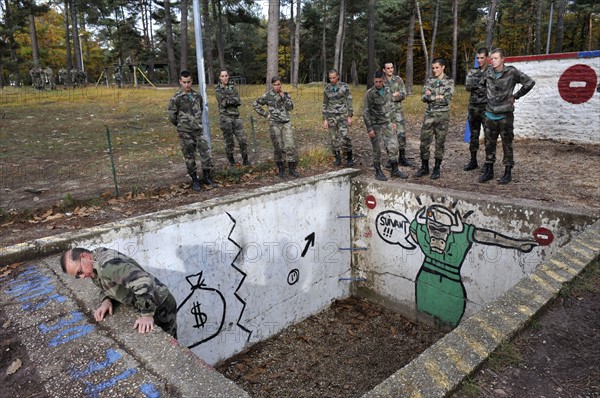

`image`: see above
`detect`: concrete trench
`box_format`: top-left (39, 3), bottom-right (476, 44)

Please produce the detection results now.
top-left (1, 169), bottom-right (598, 397)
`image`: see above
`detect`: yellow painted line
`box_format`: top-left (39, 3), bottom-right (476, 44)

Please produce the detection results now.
top-left (424, 360), bottom-right (451, 389)
top-left (570, 244), bottom-right (597, 257)
top-left (439, 345), bottom-right (472, 374)
top-left (577, 240), bottom-right (599, 251)
top-left (530, 274), bottom-right (556, 293)
top-left (541, 268), bottom-right (570, 283)
top-left (454, 328), bottom-right (490, 359)
top-left (548, 258), bottom-right (578, 275)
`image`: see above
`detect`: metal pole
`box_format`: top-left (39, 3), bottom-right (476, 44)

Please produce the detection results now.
top-left (105, 126), bottom-right (120, 197)
top-left (546, 1), bottom-right (554, 54)
top-left (193, 0), bottom-right (211, 148)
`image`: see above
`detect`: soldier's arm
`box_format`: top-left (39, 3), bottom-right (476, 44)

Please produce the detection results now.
top-left (322, 90), bottom-right (328, 120)
top-left (514, 70), bottom-right (536, 100)
top-left (346, 86), bottom-right (354, 117)
top-left (398, 80), bottom-right (406, 102)
top-left (283, 93), bottom-right (294, 110)
top-left (121, 265), bottom-right (162, 317)
top-left (421, 82), bottom-right (433, 103)
top-left (253, 94), bottom-right (269, 118)
top-left (167, 97), bottom-right (178, 126)
top-left (363, 93), bottom-right (373, 132)
top-left (441, 79), bottom-right (455, 104)
top-left (465, 70), bottom-right (476, 92)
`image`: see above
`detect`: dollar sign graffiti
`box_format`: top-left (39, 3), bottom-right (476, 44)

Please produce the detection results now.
top-left (190, 301), bottom-right (208, 329)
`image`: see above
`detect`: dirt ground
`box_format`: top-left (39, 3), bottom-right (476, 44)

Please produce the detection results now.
top-left (1, 101), bottom-right (599, 396)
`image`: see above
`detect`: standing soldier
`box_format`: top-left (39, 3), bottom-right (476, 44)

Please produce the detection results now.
top-left (384, 62), bottom-right (413, 167)
top-left (71, 68), bottom-right (79, 88)
top-left (463, 48), bottom-right (490, 171)
top-left (168, 70), bottom-right (217, 192)
top-left (253, 76), bottom-right (299, 178)
top-left (215, 70), bottom-right (250, 166)
top-left (30, 67), bottom-right (43, 90)
top-left (413, 58), bottom-right (455, 180)
top-left (44, 66), bottom-right (56, 90)
top-left (363, 69), bottom-right (407, 181)
top-left (479, 48), bottom-right (535, 185)
top-left (58, 68), bottom-right (67, 88)
top-left (322, 69), bottom-right (354, 167)
top-left (114, 66), bottom-right (122, 88)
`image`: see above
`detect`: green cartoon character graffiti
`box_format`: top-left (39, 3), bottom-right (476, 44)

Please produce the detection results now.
top-left (409, 205), bottom-right (538, 328)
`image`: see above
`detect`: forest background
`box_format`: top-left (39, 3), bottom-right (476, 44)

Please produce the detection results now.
top-left (0, 0), bottom-right (599, 92)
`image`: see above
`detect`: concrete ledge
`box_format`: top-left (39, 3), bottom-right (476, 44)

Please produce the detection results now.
top-left (361, 219), bottom-right (600, 398)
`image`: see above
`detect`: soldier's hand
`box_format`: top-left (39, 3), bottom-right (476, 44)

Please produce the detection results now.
top-left (425, 89), bottom-right (432, 96)
top-left (368, 130), bottom-right (376, 139)
top-left (94, 299), bottom-right (113, 322)
top-left (347, 116), bottom-right (353, 127)
top-left (134, 316), bottom-right (155, 334)
top-left (323, 120), bottom-right (329, 129)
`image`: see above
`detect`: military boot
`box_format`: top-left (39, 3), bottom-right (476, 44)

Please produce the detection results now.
top-left (463, 151), bottom-right (478, 171)
top-left (431, 159), bottom-right (442, 180)
top-left (346, 151), bottom-right (355, 166)
top-left (390, 162), bottom-right (408, 179)
top-left (333, 151), bottom-right (342, 166)
top-left (374, 162), bottom-right (388, 181)
top-left (384, 159), bottom-right (392, 170)
top-left (413, 159), bottom-right (429, 178)
top-left (497, 165), bottom-right (512, 185)
top-left (479, 163), bottom-right (494, 183)
top-left (242, 153), bottom-right (251, 166)
top-left (288, 162), bottom-right (300, 178)
top-left (276, 161), bottom-right (286, 178)
top-left (202, 169), bottom-right (218, 188)
top-left (227, 153), bottom-right (236, 166)
top-left (398, 149), bottom-right (413, 167)
top-left (189, 172), bottom-right (202, 192)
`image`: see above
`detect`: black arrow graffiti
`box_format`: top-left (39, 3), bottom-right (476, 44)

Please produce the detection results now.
top-left (301, 232), bottom-right (315, 257)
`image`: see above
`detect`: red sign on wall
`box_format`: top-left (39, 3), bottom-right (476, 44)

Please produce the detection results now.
top-left (533, 227), bottom-right (554, 246)
top-left (557, 64), bottom-right (598, 104)
top-left (366, 195), bottom-right (377, 209)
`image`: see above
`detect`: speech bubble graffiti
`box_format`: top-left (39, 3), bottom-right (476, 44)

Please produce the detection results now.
top-left (375, 210), bottom-right (416, 250)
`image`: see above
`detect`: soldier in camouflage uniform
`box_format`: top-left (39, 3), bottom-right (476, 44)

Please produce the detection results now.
top-left (479, 48), bottom-right (535, 185)
top-left (414, 58), bottom-right (455, 180)
top-left (363, 70), bottom-right (406, 181)
top-left (253, 75), bottom-right (299, 178)
top-left (384, 62), bottom-right (413, 167)
top-left (322, 69), bottom-right (354, 167)
top-left (168, 70), bottom-right (216, 192)
top-left (61, 247), bottom-right (177, 338)
top-left (463, 48), bottom-right (490, 171)
top-left (215, 70), bottom-right (250, 166)
top-left (58, 68), bottom-right (67, 88)
top-left (30, 67), bottom-right (43, 90)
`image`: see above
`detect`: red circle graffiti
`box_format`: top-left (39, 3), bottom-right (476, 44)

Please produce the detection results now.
top-left (533, 227), bottom-right (554, 246)
top-left (557, 64), bottom-right (597, 104)
top-left (366, 195), bottom-right (377, 209)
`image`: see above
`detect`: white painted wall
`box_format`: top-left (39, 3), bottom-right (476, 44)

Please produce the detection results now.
top-left (351, 181), bottom-right (589, 327)
top-left (508, 55), bottom-right (600, 143)
top-left (76, 173), bottom-right (353, 365)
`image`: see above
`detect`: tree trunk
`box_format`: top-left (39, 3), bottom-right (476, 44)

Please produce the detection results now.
top-left (367, 0), bottom-right (375, 88)
top-left (428, 0), bottom-right (440, 76)
top-left (213, 0), bottom-right (226, 70)
top-left (334, 0), bottom-right (346, 72)
top-left (485, 0), bottom-right (499, 50)
top-left (180, 0), bottom-right (189, 71)
top-left (267, 0), bottom-right (280, 88)
top-left (289, 2), bottom-right (294, 83)
top-left (351, 59), bottom-right (358, 86)
top-left (415, 0), bottom-right (428, 80)
top-left (339, 20), bottom-right (346, 76)
top-left (452, 0), bottom-right (458, 82)
top-left (164, 0), bottom-right (178, 84)
top-left (535, 0), bottom-right (542, 54)
top-left (292, 0), bottom-right (301, 87)
top-left (29, 11), bottom-right (40, 67)
top-left (64, 0), bottom-right (72, 85)
top-left (70, 0), bottom-right (82, 71)
top-left (588, 13), bottom-right (593, 51)
top-left (321, 2), bottom-right (327, 83)
top-left (554, 0), bottom-right (566, 53)
top-left (406, 1), bottom-right (415, 94)
top-left (202, 0), bottom-right (215, 85)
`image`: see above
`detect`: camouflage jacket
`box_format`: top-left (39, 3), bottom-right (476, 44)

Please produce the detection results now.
top-left (91, 248), bottom-right (171, 317)
top-left (384, 75), bottom-right (407, 112)
top-left (215, 82), bottom-right (242, 118)
top-left (465, 66), bottom-right (489, 108)
top-left (363, 85), bottom-right (395, 131)
top-left (253, 89), bottom-right (294, 123)
top-left (421, 74), bottom-right (455, 113)
top-left (484, 65), bottom-right (535, 114)
top-left (322, 82), bottom-right (353, 119)
top-left (168, 88), bottom-right (203, 133)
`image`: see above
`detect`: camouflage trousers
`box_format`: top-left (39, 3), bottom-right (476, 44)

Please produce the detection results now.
top-left (484, 113), bottom-right (515, 166)
top-left (177, 129), bottom-right (213, 176)
top-left (394, 110), bottom-right (407, 150)
top-left (326, 115), bottom-right (353, 154)
top-left (370, 123), bottom-right (398, 164)
top-left (154, 293), bottom-right (177, 338)
top-left (219, 115), bottom-right (248, 157)
top-left (270, 121), bottom-right (297, 163)
top-left (467, 106), bottom-right (486, 152)
top-left (419, 111), bottom-right (449, 161)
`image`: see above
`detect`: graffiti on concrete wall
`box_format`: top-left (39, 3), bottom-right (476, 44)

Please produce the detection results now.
top-left (376, 200), bottom-right (540, 328)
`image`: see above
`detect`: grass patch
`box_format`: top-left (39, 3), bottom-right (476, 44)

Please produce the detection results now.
top-left (486, 342), bottom-right (524, 370)
top-left (559, 259), bottom-right (600, 298)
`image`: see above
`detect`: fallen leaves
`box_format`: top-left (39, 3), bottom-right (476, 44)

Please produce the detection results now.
top-left (6, 359), bottom-right (22, 375)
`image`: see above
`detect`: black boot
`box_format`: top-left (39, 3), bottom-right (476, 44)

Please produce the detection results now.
top-left (463, 151), bottom-right (478, 171)
top-left (391, 162), bottom-right (408, 179)
top-left (202, 169), bottom-right (218, 188)
top-left (384, 159), bottom-right (392, 170)
top-left (276, 161), bottom-right (286, 178)
top-left (189, 172), bottom-right (202, 192)
top-left (227, 153), bottom-right (236, 166)
top-left (333, 151), bottom-right (342, 166)
top-left (288, 162), bottom-right (300, 177)
top-left (242, 153), bottom-right (250, 166)
top-left (479, 163), bottom-right (494, 183)
top-left (413, 159), bottom-right (429, 178)
top-left (497, 165), bottom-right (512, 185)
top-left (431, 159), bottom-right (442, 179)
top-left (346, 151), bottom-right (355, 166)
top-left (398, 150), bottom-right (413, 167)
top-left (374, 162), bottom-right (388, 181)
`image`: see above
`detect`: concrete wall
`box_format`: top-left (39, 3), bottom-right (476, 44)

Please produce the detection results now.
top-left (71, 171), bottom-right (355, 365)
top-left (350, 179), bottom-right (595, 329)
top-left (505, 51), bottom-right (600, 143)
